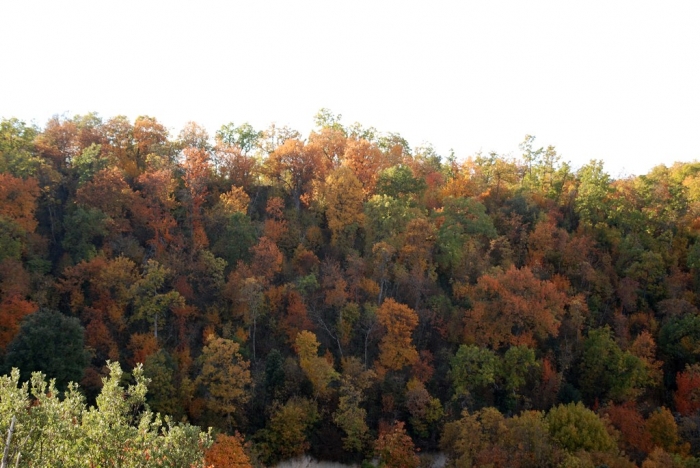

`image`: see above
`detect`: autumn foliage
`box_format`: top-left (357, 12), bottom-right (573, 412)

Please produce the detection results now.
top-left (3, 110), bottom-right (700, 466)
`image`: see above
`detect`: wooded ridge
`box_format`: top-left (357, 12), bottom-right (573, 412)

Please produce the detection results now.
top-left (1, 110), bottom-right (700, 467)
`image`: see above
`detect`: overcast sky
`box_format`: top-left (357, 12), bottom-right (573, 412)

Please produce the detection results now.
top-left (2, 1), bottom-right (699, 177)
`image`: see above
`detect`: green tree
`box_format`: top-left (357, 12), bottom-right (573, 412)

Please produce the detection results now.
top-left (364, 195), bottom-right (417, 248)
top-left (143, 349), bottom-right (181, 419)
top-left (256, 397), bottom-right (319, 465)
top-left (375, 165), bottom-right (427, 200)
top-left (61, 206), bottom-right (108, 263)
top-left (499, 345), bottom-right (540, 410)
top-left (332, 357), bottom-right (375, 452)
top-left (0, 118), bottom-right (42, 177)
top-left (0, 362), bottom-right (210, 467)
top-left (546, 402), bottom-right (616, 453)
top-left (575, 159), bottom-right (612, 228)
top-left (449, 345), bottom-right (498, 404)
top-left (435, 196), bottom-right (496, 275)
top-left (216, 122), bottom-right (262, 155)
top-left (2, 308), bottom-right (88, 391)
top-left (579, 327), bottom-right (654, 403)
top-left (130, 260), bottom-right (185, 339)
top-left (660, 312), bottom-right (700, 371)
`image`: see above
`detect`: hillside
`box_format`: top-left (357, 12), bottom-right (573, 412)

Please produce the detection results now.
top-left (1, 111), bottom-right (700, 466)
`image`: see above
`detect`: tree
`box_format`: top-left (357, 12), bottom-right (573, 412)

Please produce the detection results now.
top-left (143, 349), bottom-right (181, 419)
top-left (434, 196), bottom-right (496, 275)
top-left (3, 308), bottom-right (88, 391)
top-left (375, 164), bottom-right (427, 200)
top-left (604, 402), bottom-right (653, 459)
top-left (256, 397), bottom-right (319, 465)
top-left (204, 433), bottom-right (252, 468)
top-left (499, 345), bottom-right (540, 410)
top-left (216, 122), bottom-right (261, 155)
top-left (235, 275), bottom-right (265, 360)
top-left (374, 421), bottom-right (419, 468)
top-left (405, 378), bottom-right (443, 437)
top-left (0, 295), bottom-right (36, 353)
top-left (0, 118), bottom-right (42, 177)
top-left (130, 259), bottom-right (185, 339)
top-left (197, 334), bottom-right (252, 429)
top-left (266, 138), bottom-right (319, 211)
top-left (295, 330), bottom-right (339, 399)
top-left (579, 327), bottom-right (654, 404)
top-left (250, 236), bottom-right (283, 284)
top-left (133, 115), bottom-right (170, 164)
top-left (0, 173), bottom-right (40, 233)
top-left (60, 206), bottom-right (108, 262)
top-left (545, 402), bottom-right (617, 453)
top-left (659, 312), bottom-right (700, 371)
top-left (575, 159), bottom-right (613, 228)
top-left (75, 166), bottom-right (137, 234)
top-left (332, 357), bottom-right (375, 452)
top-left (503, 411), bottom-right (561, 468)
top-left (135, 165), bottom-right (181, 257)
top-left (308, 123), bottom-right (347, 172)
top-left (323, 166), bottom-right (365, 248)
top-left (0, 361), bottom-right (211, 466)
top-left (215, 143), bottom-right (259, 193)
top-left (182, 146), bottom-right (212, 249)
top-left (675, 364), bottom-right (700, 416)
top-left (449, 345), bottom-right (498, 404)
top-left (344, 138), bottom-right (386, 196)
top-left (178, 121), bottom-right (211, 150)
top-left (364, 195), bottom-right (416, 247)
top-left (376, 298), bottom-right (419, 374)
top-left (646, 407), bottom-right (685, 454)
top-left (458, 266), bottom-right (568, 349)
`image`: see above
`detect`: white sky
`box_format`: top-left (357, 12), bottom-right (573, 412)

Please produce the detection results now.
top-left (1, 1), bottom-right (699, 177)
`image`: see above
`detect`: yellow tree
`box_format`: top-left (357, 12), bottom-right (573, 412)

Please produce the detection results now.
top-left (265, 139), bottom-right (319, 211)
top-left (295, 330), bottom-right (339, 399)
top-left (197, 334), bottom-right (252, 429)
top-left (323, 166), bottom-right (365, 249)
top-left (376, 298), bottom-right (419, 374)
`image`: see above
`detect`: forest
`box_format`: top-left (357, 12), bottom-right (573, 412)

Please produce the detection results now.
top-left (1, 109), bottom-right (700, 467)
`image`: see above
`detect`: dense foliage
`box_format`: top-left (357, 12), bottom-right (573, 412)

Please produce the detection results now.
top-left (2, 110), bottom-right (700, 466)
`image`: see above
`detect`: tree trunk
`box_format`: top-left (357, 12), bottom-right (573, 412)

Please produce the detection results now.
top-left (1, 416), bottom-right (16, 468)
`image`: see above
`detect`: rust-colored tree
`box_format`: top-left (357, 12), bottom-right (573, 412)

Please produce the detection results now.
top-left (0, 296), bottom-right (36, 352)
top-left (675, 364), bottom-right (700, 416)
top-left (182, 146), bottom-right (211, 249)
top-left (344, 138), bottom-right (386, 197)
top-left (204, 433), bottom-right (252, 468)
top-left (374, 421), bottom-right (419, 468)
top-left (457, 266), bottom-right (568, 349)
top-left (266, 138), bottom-right (319, 211)
top-left (376, 298), bottom-right (419, 374)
